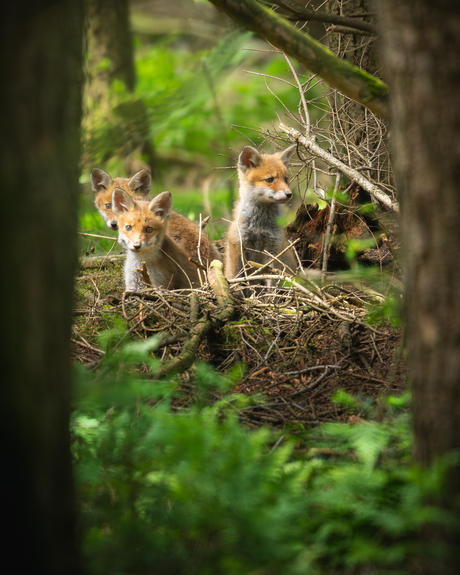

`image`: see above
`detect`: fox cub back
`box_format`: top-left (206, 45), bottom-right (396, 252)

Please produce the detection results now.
top-left (225, 145), bottom-right (297, 280)
top-left (91, 167), bottom-right (221, 267)
top-left (113, 189), bottom-right (201, 291)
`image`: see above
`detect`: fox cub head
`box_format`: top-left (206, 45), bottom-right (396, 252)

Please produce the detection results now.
top-left (91, 168), bottom-right (151, 230)
top-left (112, 188), bottom-right (172, 253)
top-left (238, 144), bottom-right (296, 204)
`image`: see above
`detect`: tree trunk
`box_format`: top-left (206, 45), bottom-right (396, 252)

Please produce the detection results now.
top-left (378, 1), bottom-right (460, 572)
top-left (83, 0), bottom-right (156, 174)
top-left (0, 1), bottom-right (83, 573)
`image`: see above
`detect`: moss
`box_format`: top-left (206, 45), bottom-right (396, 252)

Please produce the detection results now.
top-left (352, 67), bottom-right (389, 102)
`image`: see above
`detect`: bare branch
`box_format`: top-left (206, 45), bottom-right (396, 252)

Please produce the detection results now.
top-left (279, 122), bottom-right (399, 212)
top-left (207, 0), bottom-right (388, 118)
top-left (273, 0), bottom-right (377, 35)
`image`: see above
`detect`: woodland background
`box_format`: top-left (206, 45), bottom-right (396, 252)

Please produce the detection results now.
top-left (2, 1), bottom-right (460, 574)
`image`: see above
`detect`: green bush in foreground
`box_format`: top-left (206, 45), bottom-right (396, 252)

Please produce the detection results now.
top-left (72, 335), bottom-right (459, 574)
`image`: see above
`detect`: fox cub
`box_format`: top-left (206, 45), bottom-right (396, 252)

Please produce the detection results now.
top-left (91, 167), bottom-right (221, 267)
top-left (112, 189), bottom-right (201, 291)
top-left (91, 168), bottom-right (151, 230)
top-left (225, 145), bottom-right (297, 280)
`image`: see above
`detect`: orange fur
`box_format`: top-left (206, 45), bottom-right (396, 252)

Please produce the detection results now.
top-left (91, 168), bottom-right (221, 267)
top-left (113, 189), bottom-right (201, 291)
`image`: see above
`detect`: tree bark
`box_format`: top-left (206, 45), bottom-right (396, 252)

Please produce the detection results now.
top-left (378, 1), bottom-right (460, 572)
top-left (83, 0), bottom-right (156, 173)
top-left (0, 1), bottom-right (83, 573)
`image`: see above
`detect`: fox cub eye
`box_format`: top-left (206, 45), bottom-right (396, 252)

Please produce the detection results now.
top-left (145, 226), bottom-right (153, 233)
top-left (284, 177), bottom-right (289, 183)
top-left (105, 203), bottom-right (111, 209)
top-left (125, 224), bottom-right (132, 231)
top-left (265, 177), bottom-right (274, 183)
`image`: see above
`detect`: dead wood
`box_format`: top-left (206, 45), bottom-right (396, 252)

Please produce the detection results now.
top-left (80, 254), bottom-right (125, 269)
top-left (154, 260), bottom-right (236, 379)
top-left (73, 254), bottom-right (405, 428)
top-left (286, 185), bottom-right (395, 271)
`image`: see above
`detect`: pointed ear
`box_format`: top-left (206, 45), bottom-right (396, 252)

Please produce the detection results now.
top-left (149, 191), bottom-right (172, 220)
top-left (128, 170), bottom-right (151, 196)
top-left (238, 146), bottom-right (262, 173)
top-left (112, 188), bottom-right (135, 214)
top-left (277, 144), bottom-right (297, 168)
top-left (90, 168), bottom-right (113, 193)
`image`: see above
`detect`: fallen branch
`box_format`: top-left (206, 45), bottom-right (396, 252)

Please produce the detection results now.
top-left (78, 231), bottom-right (118, 241)
top-left (280, 123), bottom-right (399, 213)
top-left (155, 260), bottom-right (236, 379)
top-left (80, 254), bottom-right (125, 269)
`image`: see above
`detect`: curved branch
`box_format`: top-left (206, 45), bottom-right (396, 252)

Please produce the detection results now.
top-left (207, 0), bottom-right (388, 119)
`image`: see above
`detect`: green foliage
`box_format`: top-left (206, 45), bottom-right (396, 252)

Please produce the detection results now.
top-left (136, 33), bottom-right (308, 152)
top-left (366, 294), bottom-right (403, 328)
top-left (73, 331), bottom-right (460, 575)
top-left (345, 237), bottom-right (376, 263)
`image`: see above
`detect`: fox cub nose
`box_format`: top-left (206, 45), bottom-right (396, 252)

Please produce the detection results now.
top-left (285, 191), bottom-right (292, 199)
top-left (110, 221), bottom-right (118, 230)
top-left (133, 243), bottom-right (141, 250)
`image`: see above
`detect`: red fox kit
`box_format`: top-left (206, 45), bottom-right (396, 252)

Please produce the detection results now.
top-left (112, 189), bottom-right (201, 291)
top-left (225, 145), bottom-right (297, 281)
top-left (91, 168), bottom-right (221, 267)
top-left (91, 168), bottom-right (151, 230)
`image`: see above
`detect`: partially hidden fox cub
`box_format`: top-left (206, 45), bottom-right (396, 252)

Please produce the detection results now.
top-left (112, 189), bottom-right (201, 291)
top-left (91, 167), bottom-right (221, 267)
top-left (91, 168), bottom-right (151, 230)
top-left (225, 144), bottom-right (297, 280)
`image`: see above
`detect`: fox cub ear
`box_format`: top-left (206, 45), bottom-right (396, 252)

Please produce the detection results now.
top-left (90, 168), bottom-right (113, 193)
top-left (149, 191), bottom-right (172, 220)
top-left (238, 146), bottom-right (262, 172)
top-left (128, 170), bottom-right (151, 196)
top-left (112, 188), bottom-right (135, 214)
top-left (277, 144), bottom-right (297, 168)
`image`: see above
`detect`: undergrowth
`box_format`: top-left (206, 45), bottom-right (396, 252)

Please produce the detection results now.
top-left (72, 331), bottom-right (458, 575)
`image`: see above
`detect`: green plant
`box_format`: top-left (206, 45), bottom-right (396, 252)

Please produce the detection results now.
top-left (72, 332), bottom-right (460, 575)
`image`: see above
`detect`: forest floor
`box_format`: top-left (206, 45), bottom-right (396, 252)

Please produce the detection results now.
top-left (72, 252), bottom-right (405, 430)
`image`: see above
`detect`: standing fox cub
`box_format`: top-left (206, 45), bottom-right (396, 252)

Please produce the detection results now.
top-left (112, 189), bottom-right (201, 291)
top-left (225, 145), bottom-right (297, 280)
top-left (91, 167), bottom-right (221, 266)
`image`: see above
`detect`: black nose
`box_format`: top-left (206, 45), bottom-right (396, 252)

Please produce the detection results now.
top-left (110, 221), bottom-right (118, 229)
top-left (285, 191), bottom-right (292, 199)
top-left (134, 244), bottom-right (141, 250)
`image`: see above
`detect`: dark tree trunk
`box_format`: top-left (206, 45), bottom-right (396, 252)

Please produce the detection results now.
top-left (378, 1), bottom-right (460, 572)
top-left (0, 1), bottom-right (83, 573)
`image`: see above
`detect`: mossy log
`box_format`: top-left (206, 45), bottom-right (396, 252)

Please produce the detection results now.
top-left (155, 260), bottom-right (236, 379)
top-left (79, 254), bottom-right (125, 269)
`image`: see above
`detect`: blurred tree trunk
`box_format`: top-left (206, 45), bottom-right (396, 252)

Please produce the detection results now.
top-left (378, 1), bottom-right (460, 572)
top-left (83, 0), bottom-right (156, 174)
top-left (0, 1), bottom-right (83, 573)
top-left (85, 0), bottom-right (135, 111)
